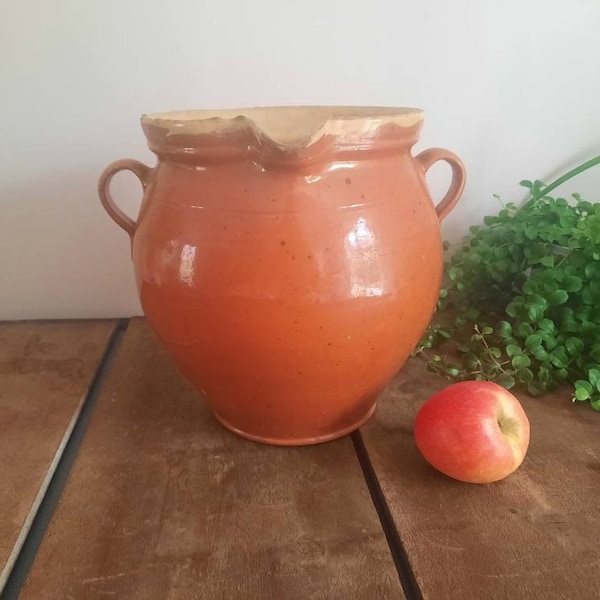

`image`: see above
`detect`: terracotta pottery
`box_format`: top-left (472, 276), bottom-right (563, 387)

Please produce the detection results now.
top-left (99, 106), bottom-right (466, 445)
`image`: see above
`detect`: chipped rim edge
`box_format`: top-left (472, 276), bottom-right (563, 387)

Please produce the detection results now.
top-left (141, 105), bottom-right (424, 149)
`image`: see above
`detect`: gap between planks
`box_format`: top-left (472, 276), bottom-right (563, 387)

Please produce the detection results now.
top-left (351, 430), bottom-right (423, 600)
top-left (0, 319), bottom-right (129, 600)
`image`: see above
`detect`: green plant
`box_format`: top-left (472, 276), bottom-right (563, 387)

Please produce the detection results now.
top-left (416, 155), bottom-right (600, 410)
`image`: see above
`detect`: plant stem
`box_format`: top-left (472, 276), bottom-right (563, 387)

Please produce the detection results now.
top-left (532, 154), bottom-right (600, 201)
top-left (474, 325), bottom-right (510, 375)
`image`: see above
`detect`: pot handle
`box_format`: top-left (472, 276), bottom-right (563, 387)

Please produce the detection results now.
top-left (98, 159), bottom-right (152, 238)
top-left (415, 148), bottom-right (466, 221)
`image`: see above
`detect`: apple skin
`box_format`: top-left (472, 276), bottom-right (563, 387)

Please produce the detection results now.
top-left (414, 381), bottom-right (530, 484)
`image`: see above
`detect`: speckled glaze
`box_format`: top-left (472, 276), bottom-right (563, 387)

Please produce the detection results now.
top-left (99, 106), bottom-right (466, 445)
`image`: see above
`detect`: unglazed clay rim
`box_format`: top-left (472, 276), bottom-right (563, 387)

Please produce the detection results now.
top-left (141, 105), bottom-right (424, 149)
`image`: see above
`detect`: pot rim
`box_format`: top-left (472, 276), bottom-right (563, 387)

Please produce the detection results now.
top-left (141, 105), bottom-right (423, 147)
top-left (141, 106), bottom-right (424, 165)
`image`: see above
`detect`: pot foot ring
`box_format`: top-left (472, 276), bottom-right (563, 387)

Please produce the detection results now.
top-left (213, 403), bottom-right (377, 446)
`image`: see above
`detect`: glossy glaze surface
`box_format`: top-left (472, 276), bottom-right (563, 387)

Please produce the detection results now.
top-left (98, 107), bottom-right (465, 445)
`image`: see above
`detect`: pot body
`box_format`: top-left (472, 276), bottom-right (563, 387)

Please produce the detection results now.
top-left (99, 107), bottom-right (465, 445)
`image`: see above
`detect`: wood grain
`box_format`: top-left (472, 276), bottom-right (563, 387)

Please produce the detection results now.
top-left (22, 318), bottom-right (402, 600)
top-left (361, 357), bottom-right (600, 600)
top-left (0, 320), bottom-right (116, 591)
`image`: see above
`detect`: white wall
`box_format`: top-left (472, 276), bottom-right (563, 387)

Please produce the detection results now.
top-left (2, 0), bottom-right (600, 320)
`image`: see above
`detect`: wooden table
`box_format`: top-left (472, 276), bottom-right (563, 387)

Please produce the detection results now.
top-left (1, 319), bottom-right (599, 599)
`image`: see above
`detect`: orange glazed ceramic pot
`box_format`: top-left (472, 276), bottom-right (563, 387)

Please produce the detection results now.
top-left (99, 107), bottom-right (465, 445)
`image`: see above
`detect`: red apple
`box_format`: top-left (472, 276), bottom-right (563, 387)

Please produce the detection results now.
top-left (414, 381), bottom-right (530, 483)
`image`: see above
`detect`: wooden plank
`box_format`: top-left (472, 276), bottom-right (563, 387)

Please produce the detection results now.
top-left (360, 356), bottom-right (600, 600)
top-left (0, 320), bottom-right (117, 591)
top-left (22, 318), bottom-right (403, 600)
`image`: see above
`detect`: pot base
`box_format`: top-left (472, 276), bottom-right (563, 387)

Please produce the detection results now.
top-left (213, 403), bottom-right (377, 446)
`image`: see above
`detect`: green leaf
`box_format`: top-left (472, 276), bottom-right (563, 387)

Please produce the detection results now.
top-left (522, 280), bottom-right (536, 295)
top-left (575, 305), bottom-right (591, 321)
top-left (585, 262), bottom-right (600, 279)
top-left (468, 252), bottom-right (482, 265)
top-left (588, 368), bottom-right (600, 386)
top-left (548, 289), bottom-right (569, 305)
top-left (489, 347), bottom-right (502, 359)
top-left (555, 368), bottom-right (568, 381)
top-left (590, 345), bottom-right (600, 363)
top-left (508, 244), bottom-right (522, 261)
top-left (549, 347), bottom-right (569, 368)
top-left (538, 319), bottom-right (555, 333)
top-left (524, 227), bottom-right (540, 242)
top-left (506, 303), bottom-right (519, 318)
top-left (512, 355), bottom-right (532, 369)
top-left (538, 366), bottom-right (552, 383)
top-left (516, 322), bottom-right (534, 338)
top-left (498, 321), bottom-right (513, 338)
top-left (563, 276), bottom-right (583, 292)
top-left (542, 333), bottom-right (558, 350)
top-left (496, 373), bottom-right (516, 389)
top-left (575, 387), bottom-right (591, 401)
top-left (540, 255), bottom-right (555, 267)
top-left (525, 334), bottom-right (542, 352)
top-left (527, 303), bottom-right (545, 322)
top-left (565, 337), bottom-right (584, 356)
top-left (582, 288), bottom-right (595, 305)
top-left (506, 344), bottom-right (522, 358)
top-left (575, 380), bottom-right (593, 393)
top-left (448, 267), bottom-right (463, 282)
top-left (462, 353), bottom-right (481, 370)
top-left (517, 367), bottom-right (534, 382)
top-left (482, 326), bottom-right (493, 335)
top-left (526, 294), bottom-right (548, 309)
